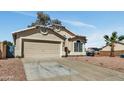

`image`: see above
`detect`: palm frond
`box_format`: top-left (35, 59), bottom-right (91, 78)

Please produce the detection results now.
top-left (104, 35), bottom-right (109, 41)
top-left (112, 31), bottom-right (117, 37)
top-left (112, 31), bottom-right (118, 40)
top-left (118, 35), bottom-right (124, 41)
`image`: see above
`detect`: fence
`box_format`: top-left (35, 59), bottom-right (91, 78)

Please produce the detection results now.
top-left (95, 50), bottom-right (124, 56)
top-left (0, 42), bottom-right (6, 59)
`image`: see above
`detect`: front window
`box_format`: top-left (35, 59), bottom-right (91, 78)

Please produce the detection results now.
top-left (74, 40), bottom-right (82, 52)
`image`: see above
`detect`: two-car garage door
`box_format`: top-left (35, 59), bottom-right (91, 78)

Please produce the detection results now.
top-left (23, 39), bottom-right (61, 58)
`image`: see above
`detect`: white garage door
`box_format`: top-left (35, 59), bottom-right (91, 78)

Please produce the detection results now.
top-left (23, 40), bottom-right (61, 58)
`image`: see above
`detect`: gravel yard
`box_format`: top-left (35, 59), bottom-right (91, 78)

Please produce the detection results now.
top-left (67, 56), bottom-right (124, 73)
top-left (0, 58), bottom-right (26, 81)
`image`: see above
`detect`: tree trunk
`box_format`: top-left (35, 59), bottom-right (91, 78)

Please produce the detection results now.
top-left (110, 43), bottom-right (115, 57)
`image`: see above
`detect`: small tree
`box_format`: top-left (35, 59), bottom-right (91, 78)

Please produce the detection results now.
top-left (28, 12), bottom-right (63, 27)
top-left (28, 12), bottom-right (51, 27)
top-left (104, 32), bottom-right (124, 57)
top-left (51, 19), bottom-right (62, 25)
top-left (36, 12), bottom-right (51, 26)
top-left (3, 41), bottom-right (13, 46)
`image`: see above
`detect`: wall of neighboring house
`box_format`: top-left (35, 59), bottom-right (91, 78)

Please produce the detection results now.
top-left (101, 43), bottom-right (124, 51)
top-left (99, 43), bottom-right (124, 56)
top-left (98, 50), bottom-right (124, 56)
top-left (120, 40), bottom-right (124, 43)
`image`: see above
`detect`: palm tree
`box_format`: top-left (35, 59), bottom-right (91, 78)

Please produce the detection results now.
top-left (104, 32), bottom-right (124, 57)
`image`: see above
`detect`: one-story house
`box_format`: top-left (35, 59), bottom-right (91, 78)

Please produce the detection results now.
top-left (99, 42), bottom-right (124, 56)
top-left (12, 25), bottom-right (87, 58)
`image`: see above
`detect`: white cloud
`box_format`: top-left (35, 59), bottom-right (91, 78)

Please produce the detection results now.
top-left (12, 12), bottom-right (96, 29)
top-left (85, 26), bottom-right (124, 48)
top-left (85, 32), bottom-right (105, 48)
top-left (13, 11), bottom-right (36, 17)
top-left (62, 20), bottom-right (96, 29)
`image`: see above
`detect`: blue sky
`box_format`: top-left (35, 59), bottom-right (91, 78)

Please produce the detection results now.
top-left (0, 11), bottom-right (124, 48)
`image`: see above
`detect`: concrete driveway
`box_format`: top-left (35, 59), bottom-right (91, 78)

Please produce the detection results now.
top-left (22, 58), bottom-right (124, 81)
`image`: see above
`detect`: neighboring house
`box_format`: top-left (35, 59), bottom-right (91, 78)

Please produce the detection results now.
top-left (99, 42), bottom-right (124, 56)
top-left (12, 25), bottom-right (87, 58)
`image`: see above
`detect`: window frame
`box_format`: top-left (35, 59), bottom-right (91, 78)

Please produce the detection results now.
top-left (74, 40), bottom-right (83, 52)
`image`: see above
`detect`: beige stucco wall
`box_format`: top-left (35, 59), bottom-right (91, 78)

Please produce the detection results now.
top-left (15, 38), bottom-right (21, 57)
top-left (120, 40), bottom-right (124, 43)
top-left (15, 28), bottom-right (64, 57)
top-left (58, 29), bottom-right (86, 56)
top-left (101, 43), bottom-right (124, 51)
top-left (58, 30), bottom-right (74, 38)
top-left (14, 27), bottom-right (86, 57)
top-left (62, 40), bottom-right (86, 56)
top-left (0, 42), bottom-right (6, 59)
top-left (17, 28), bottom-right (63, 42)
